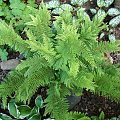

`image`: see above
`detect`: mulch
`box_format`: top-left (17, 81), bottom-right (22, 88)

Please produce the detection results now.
top-left (72, 90), bottom-right (120, 119)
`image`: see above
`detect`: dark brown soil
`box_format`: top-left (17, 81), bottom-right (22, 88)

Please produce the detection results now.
top-left (113, 25), bottom-right (120, 40)
top-left (27, 88), bottom-right (120, 119)
top-left (71, 90), bottom-right (120, 119)
top-left (8, 51), bottom-right (20, 59)
top-left (110, 51), bottom-right (120, 64)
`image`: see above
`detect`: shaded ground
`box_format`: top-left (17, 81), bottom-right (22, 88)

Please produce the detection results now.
top-left (72, 90), bottom-right (120, 119)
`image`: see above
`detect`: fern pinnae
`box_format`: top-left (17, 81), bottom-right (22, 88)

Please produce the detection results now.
top-left (44, 85), bottom-right (69, 120)
top-left (16, 67), bottom-right (54, 102)
top-left (0, 21), bottom-right (29, 53)
top-left (16, 54), bottom-right (48, 77)
top-left (0, 71), bottom-right (25, 107)
top-left (26, 4), bottom-right (53, 42)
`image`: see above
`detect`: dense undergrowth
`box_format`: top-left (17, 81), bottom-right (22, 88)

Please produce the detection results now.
top-left (0, 0), bottom-right (120, 120)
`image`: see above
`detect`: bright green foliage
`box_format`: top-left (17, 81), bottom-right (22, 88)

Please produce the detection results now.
top-left (99, 111), bottom-right (105, 120)
top-left (10, 0), bottom-right (26, 16)
top-left (95, 63), bottom-right (120, 100)
top-left (0, 48), bottom-right (8, 61)
top-left (25, 36), bottom-right (56, 65)
top-left (26, 4), bottom-right (53, 41)
top-left (0, 21), bottom-right (29, 53)
top-left (68, 112), bottom-right (91, 120)
top-left (91, 111), bottom-right (105, 120)
top-left (44, 85), bottom-right (69, 120)
top-left (0, 0), bottom-right (37, 31)
top-left (16, 67), bottom-right (54, 103)
top-left (0, 3), bottom-right (120, 120)
top-left (0, 71), bottom-right (25, 107)
top-left (0, 1), bottom-right (10, 18)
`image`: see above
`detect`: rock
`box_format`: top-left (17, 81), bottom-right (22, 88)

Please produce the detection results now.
top-left (67, 95), bottom-right (81, 110)
top-left (114, 0), bottom-right (120, 9)
top-left (18, 53), bottom-right (25, 60)
top-left (0, 59), bottom-right (20, 70)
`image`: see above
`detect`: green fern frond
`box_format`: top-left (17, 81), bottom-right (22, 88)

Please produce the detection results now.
top-left (26, 35), bottom-right (56, 65)
top-left (16, 68), bottom-right (54, 102)
top-left (76, 72), bottom-right (96, 91)
top-left (95, 64), bottom-right (120, 100)
top-left (96, 75), bottom-right (120, 100)
top-left (44, 85), bottom-right (69, 120)
top-left (68, 111), bottom-right (90, 120)
top-left (0, 21), bottom-right (29, 53)
top-left (17, 54), bottom-right (48, 77)
top-left (26, 3), bottom-right (53, 42)
top-left (0, 71), bottom-right (25, 107)
top-left (53, 10), bottom-right (73, 34)
top-left (68, 59), bottom-right (80, 78)
top-left (54, 23), bottom-right (80, 76)
top-left (80, 42), bottom-right (97, 68)
top-left (16, 67), bottom-right (54, 103)
top-left (97, 41), bottom-right (120, 53)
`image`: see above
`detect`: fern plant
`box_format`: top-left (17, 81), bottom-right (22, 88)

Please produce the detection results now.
top-left (0, 3), bottom-right (120, 120)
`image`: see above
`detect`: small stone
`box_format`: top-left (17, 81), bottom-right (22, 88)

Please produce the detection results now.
top-left (0, 59), bottom-right (20, 70)
top-left (67, 95), bottom-right (81, 110)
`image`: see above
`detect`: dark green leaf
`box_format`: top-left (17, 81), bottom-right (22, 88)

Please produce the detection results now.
top-left (0, 113), bottom-right (12, 120)
top-left (28, 114), bottom-right (41, 120)
top-left (46, 0), bottom-right (60, 9)
top-left (8, 99), bottom-right (19, 118)
top-left (60, 4), bottom-right (73, 11)
top-left (71, 0), bottom-right (88, 6)
top-left (35, 96), bottom-right (43, 108)
top-left (99, 111), bottom-right (105, 120)
top-left (29, 106), bottom-right (38, 118)
top-left (18, 105), bottom-right (32, 119)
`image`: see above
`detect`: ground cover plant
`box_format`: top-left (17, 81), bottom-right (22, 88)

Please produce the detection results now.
top-left (0, 96), bottom-right (43, 120)
top-left (96, 0), bottom-right (120, 41)
top-left (0, 1), bottom-right (120, 120)
top-left (0, 0), bottom-right (37, 32)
